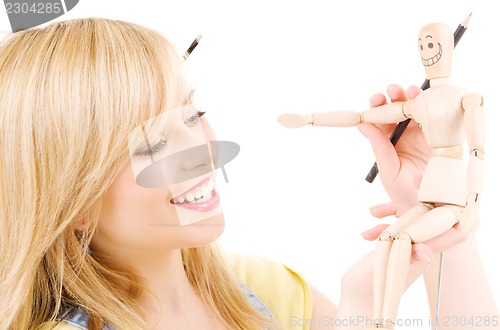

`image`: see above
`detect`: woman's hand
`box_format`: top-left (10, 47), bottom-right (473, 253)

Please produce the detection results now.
top-left (358, 84), bottom-right (467, 261)
top-left (357, 84), bottom-right (430, 217)
top-left (338, 85), bottom-right (497, 329)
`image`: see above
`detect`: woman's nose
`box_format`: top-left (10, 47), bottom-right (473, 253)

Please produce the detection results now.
top-left (135, 140), bottom-right (240, 188)
top-left (164, 143), bottom-right (214, 185)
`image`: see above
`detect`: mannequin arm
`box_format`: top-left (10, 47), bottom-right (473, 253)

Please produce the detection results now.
top-left (277, 101), bottom-right (408, 128)
top-left (459, 93), bottom-right (485, 234)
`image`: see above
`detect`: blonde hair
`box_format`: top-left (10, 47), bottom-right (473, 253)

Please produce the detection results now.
top-left (0, 18), bottom-right (276, 329)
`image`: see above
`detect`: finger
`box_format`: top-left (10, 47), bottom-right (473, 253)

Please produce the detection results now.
top-left (413, 175), bottom-right (422, 190)
top-left (357, 123), bottom-right (389, 149)
top-left (412, 243), bottom-right (433, 261)
top-left (357, 118), bottom-right (395, 137)
top-left (386, 84), bottom-right (408, 103)
top-left (357, 123), bottom-right (400, 183)
top-left (369, 202), bottom-right (397, 219)
top-left (406, 85), bottom-right (422, 99)
top-left (362, 224), bottom-right (390, 241)
top-left (368, 91), bottom-right (397, 135)
top-left (369, 93), bottom-right (387, 108)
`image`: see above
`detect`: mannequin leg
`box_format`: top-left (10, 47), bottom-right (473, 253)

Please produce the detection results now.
top-left (372, 204), bottom-right (432, 328)
top-left (381, 205), bottom-right (460, 327)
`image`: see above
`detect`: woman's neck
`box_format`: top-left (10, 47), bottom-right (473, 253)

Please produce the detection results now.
top-left (131, 249), bottom-right (195, 309)
top-left (132, 249), bottom-right (223, 329)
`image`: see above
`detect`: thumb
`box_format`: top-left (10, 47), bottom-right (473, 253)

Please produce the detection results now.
top-left (362, 224), bottom-right (390, 241)
top-left (369, 202), bottom-right (397, 219)
top-left (357, 123), bottom-right (399, 184)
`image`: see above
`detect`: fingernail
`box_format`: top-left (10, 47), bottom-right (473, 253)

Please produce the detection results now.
top-left (414, 251), bottom-right (432, 262)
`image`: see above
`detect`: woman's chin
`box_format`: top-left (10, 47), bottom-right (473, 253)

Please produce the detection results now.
top-left (183, 213), bottom-right (225, 247)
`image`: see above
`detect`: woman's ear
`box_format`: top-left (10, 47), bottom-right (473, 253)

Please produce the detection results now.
top-left (74, 216), bottom-right (90, 231)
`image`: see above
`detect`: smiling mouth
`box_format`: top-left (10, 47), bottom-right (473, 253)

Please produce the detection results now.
top-left (171, 178), bottom-right (214, 205)
top-left (421, 43), bottom-right (442, 66)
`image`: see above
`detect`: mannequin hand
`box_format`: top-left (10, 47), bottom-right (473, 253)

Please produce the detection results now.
top-left (358, 84), bottom-right (431, 217)
top-left (459, 194), bottom-right (480, 234)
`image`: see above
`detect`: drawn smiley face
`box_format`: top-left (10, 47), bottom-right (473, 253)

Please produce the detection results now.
top-left (417, 23), bottom-right (453, 79)
top-left (419, 33), bottom-right (442, 67)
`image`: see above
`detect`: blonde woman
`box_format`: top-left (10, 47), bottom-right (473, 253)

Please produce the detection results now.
top-left (0, 18), bottom-right (496, 330)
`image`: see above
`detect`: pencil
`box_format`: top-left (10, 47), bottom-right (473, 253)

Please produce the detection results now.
top-left (365, 13), bottom-right (472, 183)
top-left (183, 34), bottom-right (202, 60)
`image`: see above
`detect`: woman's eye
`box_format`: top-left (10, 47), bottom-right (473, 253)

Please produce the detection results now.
top-left (184, 111), bottom-right (206, 127)
top-left (133, 111), bottom-right (206, 157)
top-left (133, 138), bottom-right (167, 157)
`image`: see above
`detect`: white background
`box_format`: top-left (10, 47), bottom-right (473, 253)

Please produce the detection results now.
top-left (2, 0), bottom-right (499, 324)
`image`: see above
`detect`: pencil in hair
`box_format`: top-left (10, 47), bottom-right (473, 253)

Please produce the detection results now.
top-left (183, 34), bottom-right (202, 60)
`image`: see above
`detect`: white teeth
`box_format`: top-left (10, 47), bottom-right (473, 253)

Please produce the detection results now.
top-left (422, 46), bottom-right (442, 67)
top-left (173, 179), bottom-right (215, 204)
top-left (185, 193), bottom-right (195, 202)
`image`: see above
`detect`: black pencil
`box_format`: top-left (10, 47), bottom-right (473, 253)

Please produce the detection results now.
top-left (183, 34), bottom-right (202, 60)
top-left (365, 13), bottom-right (472, 183)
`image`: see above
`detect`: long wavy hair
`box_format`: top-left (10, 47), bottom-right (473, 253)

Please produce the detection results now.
top-left (0, 18), bottom-right (276, 329)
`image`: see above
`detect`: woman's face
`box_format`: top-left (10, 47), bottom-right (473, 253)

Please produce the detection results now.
top-left (91, 102), bottom-right (224, 260)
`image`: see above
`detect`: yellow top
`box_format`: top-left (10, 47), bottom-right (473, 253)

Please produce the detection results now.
top-left (231, 253), bottom-right (313, 330)
top-left (38, 253), bottom-right (313, 330)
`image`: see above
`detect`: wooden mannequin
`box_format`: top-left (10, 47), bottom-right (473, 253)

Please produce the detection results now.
top-left (278, 23), bottom-right (484, 328)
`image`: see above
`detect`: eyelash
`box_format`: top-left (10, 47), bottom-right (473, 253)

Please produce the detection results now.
top-left (133, 111), bottom-right (206, 158)
top-left (185, 110), bottom-right (206, 127)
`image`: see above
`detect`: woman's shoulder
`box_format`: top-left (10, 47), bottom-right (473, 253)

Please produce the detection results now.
top-left (37, 321), bottom-right (82, 330)
top-left (38, 303), bottom-right (113, 330)
top-left (40, 254), bottom-right (313, 330)
top-left (230, 253), bottom-right (313, 329)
